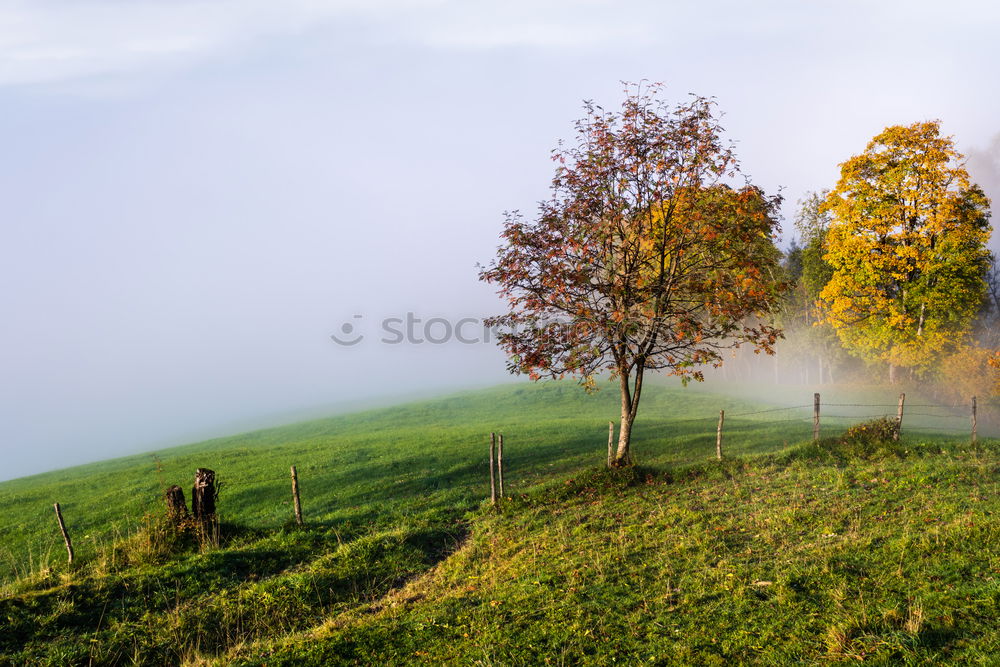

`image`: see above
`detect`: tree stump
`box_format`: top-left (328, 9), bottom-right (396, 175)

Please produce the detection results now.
top-left (191, 468), bottom-right (217, 522)
top-left (164, 485), bottom-right (189, 526)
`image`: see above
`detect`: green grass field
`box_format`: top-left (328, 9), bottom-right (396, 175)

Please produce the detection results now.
top-left (1, 379), bottom-right (997, 664)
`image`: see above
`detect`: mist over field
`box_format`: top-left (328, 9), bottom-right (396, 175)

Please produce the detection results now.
top-left (2, 0), bottom-right (999, 480)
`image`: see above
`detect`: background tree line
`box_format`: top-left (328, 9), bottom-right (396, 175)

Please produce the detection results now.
top-left (772, 121), bottom-right (998, 403)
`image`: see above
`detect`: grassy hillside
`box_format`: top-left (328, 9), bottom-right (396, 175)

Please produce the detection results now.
top-left (0, 379), bottom-right (829, 582)
top-left (243, 445), bottom-right (1000, 665)
top-left (0, 380), bottom-right (995, 664)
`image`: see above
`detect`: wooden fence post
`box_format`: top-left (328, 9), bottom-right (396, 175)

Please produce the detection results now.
top-left (497, 434), bottom-right (505, 499)
top-left (191, 468), bottom-right (217, 522)
top-left (290, 466), bottom-right (303, 525)
top-left (164, 485), bottom-right (188, 526)
top-left (192, 467), bottom-right (219, 546)
top-left (895, 393), bottom-right (905, 441)
top-left (489, 432), bottom-right (497, 506)
top-left (53, 503), bottom-right (73, 564)
top-left (972, 396), bottom-right (978, 444)
top-left (813, 393), bottom-right (820, 443)
top-left (716, 410), bottom-right (725, 461)
top-left (607, 421), bottom-right (614, 468)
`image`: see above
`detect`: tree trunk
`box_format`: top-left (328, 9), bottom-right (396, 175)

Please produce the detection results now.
top-left (613, 364), bottom-right (644, 466)
top-left (889, 363), bottom-right (898, 385)
top-left (615, 410), bottom-right (634, 465)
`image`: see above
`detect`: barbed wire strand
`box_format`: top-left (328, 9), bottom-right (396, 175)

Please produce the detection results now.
top-left (906, 412), bottom-right (969, 420)
top-left (726, 404), bottom-right (814, 417)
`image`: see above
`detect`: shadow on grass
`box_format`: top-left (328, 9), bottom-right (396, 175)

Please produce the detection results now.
top-left (0, 518), bottom-right (469, 665)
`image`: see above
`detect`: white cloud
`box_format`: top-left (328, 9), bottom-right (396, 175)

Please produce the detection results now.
top-left (402, 0), bottom-right (650, 49)
top-left (0, 0), bottom-right (662, 88)
top-left (0, 0), bottom-right (427, 87)
top-left (1, 0), bottom-right (997, 89)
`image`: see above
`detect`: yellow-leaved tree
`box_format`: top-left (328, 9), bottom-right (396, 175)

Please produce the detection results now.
top-left (820, 121), bottom-right (992, 383)
top-left (991, 352), bottom-right (1000, 395)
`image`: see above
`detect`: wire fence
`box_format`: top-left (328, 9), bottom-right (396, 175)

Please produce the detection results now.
top-left (643, 397), bottom-right (990, 432)
top-left (216, 393), bottom-right (992, 494)
top-left (598, 392), bottom-right (998, 471)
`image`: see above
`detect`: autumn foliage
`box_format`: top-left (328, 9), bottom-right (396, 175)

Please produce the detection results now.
top-left (990, 352), bottom-right (1000, 395)
top-left (936, 345), bottom-right (998, 403)
top-left (480, 84), bottom-right (786, 464)
top-left (819, 121), bottom-right (992, 382)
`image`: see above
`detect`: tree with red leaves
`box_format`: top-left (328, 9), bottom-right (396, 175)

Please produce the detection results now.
top-left (479, 84), bottom-right (786, 466)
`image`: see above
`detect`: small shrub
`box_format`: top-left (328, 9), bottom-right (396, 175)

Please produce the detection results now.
top-left (841, 417), bottom-right (899, 445)
top-left (786, 417), bottom-right (906, 463)
top-left (833, 417), bottom-right (902, 460)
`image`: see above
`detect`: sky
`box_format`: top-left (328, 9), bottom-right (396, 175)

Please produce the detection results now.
top-left (2, 0), bottom-right (999, 480)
